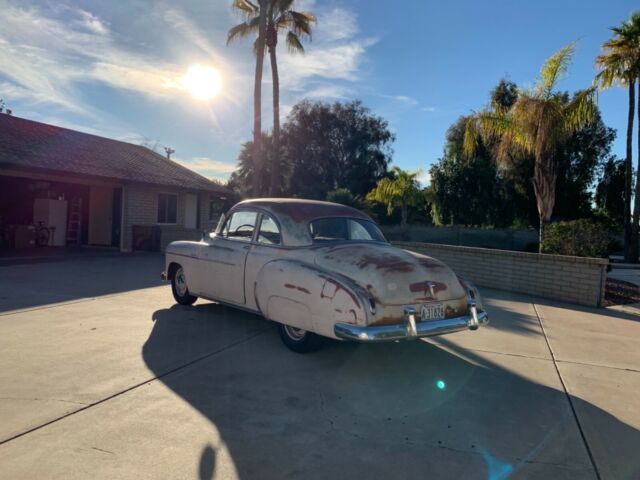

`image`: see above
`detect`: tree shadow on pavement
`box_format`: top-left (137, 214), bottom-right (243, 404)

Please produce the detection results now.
top-left (143, 304), bottom-right (640, 480)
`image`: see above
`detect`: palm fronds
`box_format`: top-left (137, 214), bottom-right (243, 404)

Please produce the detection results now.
top-left (539, 42), bottom-right (575, 97)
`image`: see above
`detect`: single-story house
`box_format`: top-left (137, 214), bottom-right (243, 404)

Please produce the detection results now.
top-left (0, 113), bottom-right (234, 252)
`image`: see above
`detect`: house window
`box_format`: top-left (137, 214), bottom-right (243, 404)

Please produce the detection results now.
top-left (209, 198), bottom-right (225, 221)
top-left (157, 193), bottom-right (177, 224)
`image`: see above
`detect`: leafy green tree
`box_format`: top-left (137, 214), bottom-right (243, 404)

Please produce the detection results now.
top-left (367, 167), bottom-right (422, 228)
top-left (227, 0), bottom-right (268, 197)
top-left (465, 43), bottom-right (597, 251)
top-left (429, 80), bottom-right (613, 229)
top-left (553, 110), bottom-right (616, 220)
top-left (595, 157), bottom-right (626, 229)
top-left (283, 100), bottom-right (394, 199)
top-left (326, 188), bottom-right (360, 208)
top-left (227, 133), bottom-right (291, 197)
top-left (428, 116), bottom-right (503, 226)
top-left (595, 11), bottom-right (640, 261)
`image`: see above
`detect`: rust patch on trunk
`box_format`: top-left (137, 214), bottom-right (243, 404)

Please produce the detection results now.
top-left (319, 275), bottom-right (360, 307)
top-left (416, 257), bottom-right (446, 269)
top-left (284, 283), bottom-right (311, 295)
top-left (353, 253), bottom-right (414, 273)
top-left (409, 280), bottom-right (447, 297)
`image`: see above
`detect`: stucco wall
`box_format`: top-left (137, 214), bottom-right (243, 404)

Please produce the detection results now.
top-left (394, 241), bottom-right (608, 307)
top-left (121, 185), bottom-right (219, 252)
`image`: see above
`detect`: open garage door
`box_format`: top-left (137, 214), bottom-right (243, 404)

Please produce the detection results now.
top-left (88, 186), bottom-right (113, 246)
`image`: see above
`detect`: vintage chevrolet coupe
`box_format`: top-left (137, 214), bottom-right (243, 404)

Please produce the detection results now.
top-left (162, 199), bottom-right (488, 352)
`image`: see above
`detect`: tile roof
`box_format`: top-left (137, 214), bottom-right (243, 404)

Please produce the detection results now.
top-left (0, 114), bottom-right (230, 194)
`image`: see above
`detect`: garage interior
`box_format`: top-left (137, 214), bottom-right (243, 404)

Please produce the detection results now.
top-left (0, 173), bottom-right (122, 252)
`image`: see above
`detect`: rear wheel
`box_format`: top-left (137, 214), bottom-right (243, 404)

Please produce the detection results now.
top-left (277, 324), bottom-right (324, 353)
top-left (171, 266), bottom-right (197, 306)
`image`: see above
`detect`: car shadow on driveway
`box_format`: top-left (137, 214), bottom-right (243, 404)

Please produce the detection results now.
top-left (143, 303), bottom-right (640, 480)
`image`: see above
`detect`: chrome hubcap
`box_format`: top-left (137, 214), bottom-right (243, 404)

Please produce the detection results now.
top-left (284, 325), bottom-right (307, 341)
top-left (175, 267), bottom-right (188, 296)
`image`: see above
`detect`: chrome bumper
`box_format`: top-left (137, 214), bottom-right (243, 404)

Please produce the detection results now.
top-left (334, 303), bottom-right (488, 342)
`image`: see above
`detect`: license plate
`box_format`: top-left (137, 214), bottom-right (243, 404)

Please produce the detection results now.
top-left (421, 303), bottom-right (445, 321)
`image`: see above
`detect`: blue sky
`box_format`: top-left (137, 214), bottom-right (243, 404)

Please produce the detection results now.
top-left (0, 0), bottom-right (637, 185)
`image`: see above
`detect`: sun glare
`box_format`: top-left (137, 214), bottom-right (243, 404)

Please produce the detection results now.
top-left (181, 64), bottom-right (221, 101)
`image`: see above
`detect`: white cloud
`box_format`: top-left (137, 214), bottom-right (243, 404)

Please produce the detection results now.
top-left (0, 4), bottom-right (237, 116)
top-left (379, 94), bottom-right (419, 107)
top-left (279, 39), bottom-right (376, 89)
top-left (276, 6), bottom-right (376, 94)
top-left (314, 7), bottom-right (358, 42)
top-left (174, 157), bottom-right (237, 181)
top-left (78, 10), bottom-right (109, 35)
top-left (304, 84), bottom-right (354, 100)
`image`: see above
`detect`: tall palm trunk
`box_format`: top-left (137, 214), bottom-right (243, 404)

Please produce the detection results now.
top-left (624, 80), bottom-right (635, 261)
top-left (633, 80), bottom-right (640, 263)
top-left (252, 1), bottom-right (268, 198)
top-left (400, 204), bottom-right (408, 228)
top-left (268, 43), bottom-right (280, 196)
top-left (533, 156), bottom-right (557, 253)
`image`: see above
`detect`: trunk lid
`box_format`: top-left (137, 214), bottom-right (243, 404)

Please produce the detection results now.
top-left (313, 243), bottom-right (467, 307)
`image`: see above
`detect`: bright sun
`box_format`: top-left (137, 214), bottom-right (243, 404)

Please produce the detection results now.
top-left (181, 64), bottom-right (221, 100)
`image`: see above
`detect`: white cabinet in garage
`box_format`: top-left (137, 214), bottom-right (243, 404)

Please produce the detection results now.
top-left (33, 198), bottom-right (68, 246)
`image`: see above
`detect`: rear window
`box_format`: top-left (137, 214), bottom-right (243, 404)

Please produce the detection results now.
top-left (309, 218), bottom-right (386, 243)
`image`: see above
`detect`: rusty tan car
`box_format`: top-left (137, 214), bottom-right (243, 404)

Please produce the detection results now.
top-left (162, 199), bottom-right (488, 352)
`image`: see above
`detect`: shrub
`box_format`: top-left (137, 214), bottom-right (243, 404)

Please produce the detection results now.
top-left (541, 219), bottom-right (610, 258)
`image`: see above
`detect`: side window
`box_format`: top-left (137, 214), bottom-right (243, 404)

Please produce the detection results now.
top-left (221, 211), bottom-right (257, 242)
top-left (349, 219), bottom-right (372, 240)
top-left (257, 215), bottom-right (281, 245)
top-left (309, 218), bottom-right (348, 241)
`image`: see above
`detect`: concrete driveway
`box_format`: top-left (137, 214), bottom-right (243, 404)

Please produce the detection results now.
top-left (0, 255), bottom-right (638, 479)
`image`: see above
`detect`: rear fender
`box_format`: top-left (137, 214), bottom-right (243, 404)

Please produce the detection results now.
top-left (255, 259), bottom-right (370, 339)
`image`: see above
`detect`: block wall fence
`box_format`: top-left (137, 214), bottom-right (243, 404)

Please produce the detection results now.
top-left (393, 242), bottom-right (608, 307)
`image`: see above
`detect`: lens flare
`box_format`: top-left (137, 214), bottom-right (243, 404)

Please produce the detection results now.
top-left (436, 380), bottom-right (446, 390)
top-left (181, 64), bottom-right (221, 100)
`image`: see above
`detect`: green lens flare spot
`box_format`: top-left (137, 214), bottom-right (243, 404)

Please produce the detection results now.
top-left (436, 380), bottom-right (446, 390)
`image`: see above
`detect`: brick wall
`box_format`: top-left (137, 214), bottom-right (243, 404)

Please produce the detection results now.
top-left (394, 242), bottom-right (608, 307)
top-left (121, 185), bottom-right (219, 252)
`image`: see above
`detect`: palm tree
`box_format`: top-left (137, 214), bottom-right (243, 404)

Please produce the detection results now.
top-left (465, 43), bottom-right (597, 251)
top-left (367, 167), bottom-right (422, 228)
top-left (595, 12), bottom-right (640, 262)
top-left (227, 0), bottom-right (268, 197)
top-left (228, 0), bottom-right (315, 197)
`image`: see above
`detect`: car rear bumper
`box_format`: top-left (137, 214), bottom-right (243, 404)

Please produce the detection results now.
top-left (334, 303), bottom-right (488, 342)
